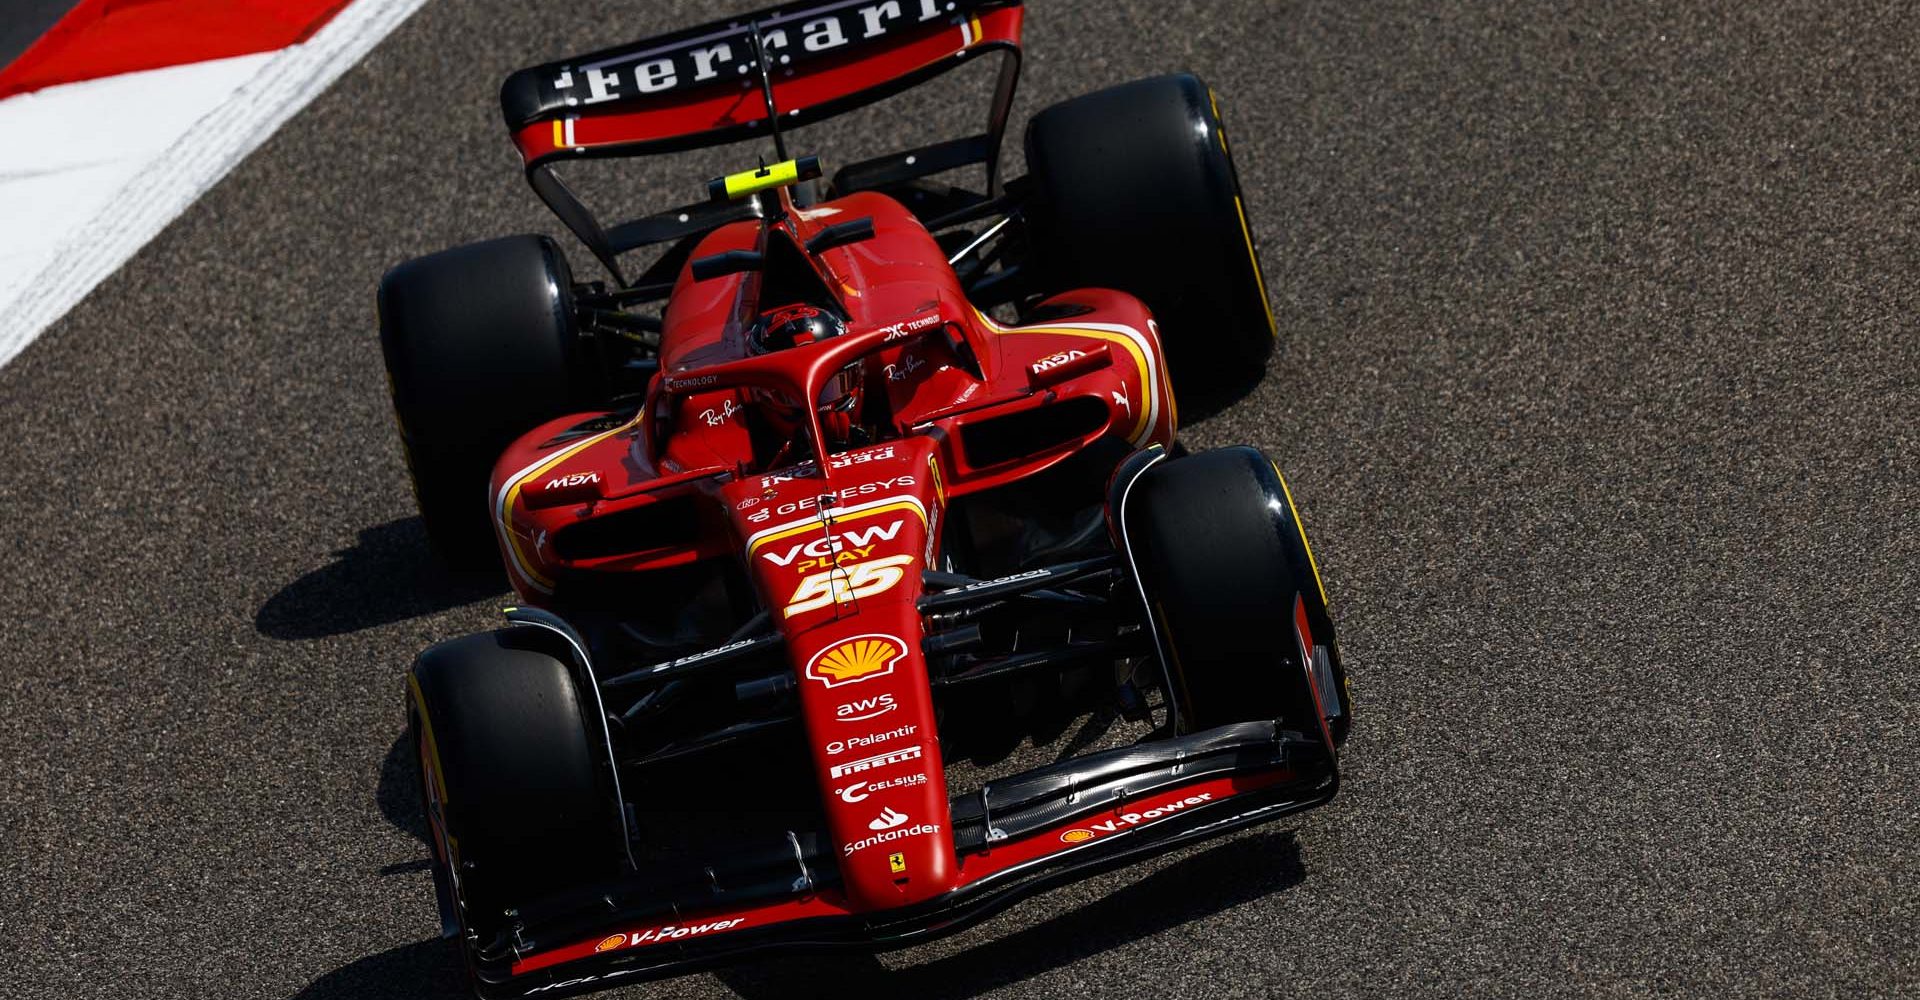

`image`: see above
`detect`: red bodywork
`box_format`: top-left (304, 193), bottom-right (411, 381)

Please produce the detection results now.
top-left (490, 189), bottom-right (1174, 948)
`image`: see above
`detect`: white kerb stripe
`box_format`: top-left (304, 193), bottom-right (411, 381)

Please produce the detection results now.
top-left (0, 0), bottom-right (431, 371)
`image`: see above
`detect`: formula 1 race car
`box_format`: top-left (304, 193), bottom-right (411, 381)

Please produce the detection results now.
top-left (378, 2), bottom-right (1351, 996)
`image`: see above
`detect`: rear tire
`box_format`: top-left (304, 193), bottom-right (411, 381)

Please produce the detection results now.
top-left (379, 235), bottom-right (591, 569)
top-left (1026, 74), bottom-right (1277, 398)
top-left (408, 628), bottom-right (619, 939)
top-left (1119, 447), bottom-right (1349, 741)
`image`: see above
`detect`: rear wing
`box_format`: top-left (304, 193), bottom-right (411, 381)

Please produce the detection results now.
top-left (501, 0), bottom-right (1026, 281)
top-left (503, 0), bottom-right (1022, 162)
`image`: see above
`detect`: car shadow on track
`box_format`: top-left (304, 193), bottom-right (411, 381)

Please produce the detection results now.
top-left (376, 730), bottom-right (429, 849)
top-left (295, 830), bottom-right (1302, 1000)
top-left (255, 516), bottom-right (504, 640)
top-left (294, 937), bottom-right (472, 1000)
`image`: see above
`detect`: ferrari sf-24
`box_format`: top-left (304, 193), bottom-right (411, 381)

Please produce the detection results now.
top-left (377, 2), bottom-right (1352, 995)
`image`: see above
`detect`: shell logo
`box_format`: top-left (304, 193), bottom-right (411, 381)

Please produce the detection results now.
top-left (1060, 829), bottom-right (1096, 845)
top-left (806, 634), bottom-right (906, 687)
top-left (593, 933), bottom-right (626, 953)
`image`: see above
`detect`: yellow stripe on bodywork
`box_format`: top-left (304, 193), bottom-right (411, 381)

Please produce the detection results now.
top-left (973, 308), bottom-right (1160, 443)
top-left (497, 417), bottom-right (639, 591)
top-left (746, 500), bottom-right (927, 557)
top-left (1271, 460), bottom-right (1328, 606)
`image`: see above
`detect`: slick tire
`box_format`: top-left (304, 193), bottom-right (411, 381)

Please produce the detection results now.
top-left (408, 628), bottom-right (619, 940)
top-left (1026, 73), bottom-right (1277, 398)
top-left (379, 235), bottom-right (590, 570)
top-left (1119, 447), bottom-right (1350, 742)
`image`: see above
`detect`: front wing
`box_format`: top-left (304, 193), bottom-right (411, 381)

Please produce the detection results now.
top-left (481, 721), bottom-right (1337, 998)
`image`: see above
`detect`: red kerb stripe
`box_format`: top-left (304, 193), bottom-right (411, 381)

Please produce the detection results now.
top-left (0, 0), bottom-right (352, 99)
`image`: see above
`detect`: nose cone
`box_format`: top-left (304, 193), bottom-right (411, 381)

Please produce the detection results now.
top-left (809, 661), bottom-right (954, 908)
top-left (724, 437), bottom-right (960, 911)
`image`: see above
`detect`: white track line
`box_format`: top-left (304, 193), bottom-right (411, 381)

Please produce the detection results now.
top-left (0, 0), bottom-right (430, 370)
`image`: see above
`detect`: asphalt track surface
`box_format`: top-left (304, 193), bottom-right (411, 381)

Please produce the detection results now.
top-left (4, 2), bottom-right (1916, 997)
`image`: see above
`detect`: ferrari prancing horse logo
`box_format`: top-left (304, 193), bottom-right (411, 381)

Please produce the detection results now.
top-left (806, 634), bottom-right (906, 687)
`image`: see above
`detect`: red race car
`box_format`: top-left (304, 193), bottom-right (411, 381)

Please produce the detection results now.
top-left (378, 2), bottom-right (1351, 996)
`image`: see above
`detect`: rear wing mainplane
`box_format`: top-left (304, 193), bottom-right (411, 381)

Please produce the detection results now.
top-left (499, 0), bottom-right (1027, 281)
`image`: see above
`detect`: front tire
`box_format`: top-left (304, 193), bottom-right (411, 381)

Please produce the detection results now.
top-left (408, 629), bottom-right (620, 945)
top-left (1119, 447), bottom-right (1349, 742)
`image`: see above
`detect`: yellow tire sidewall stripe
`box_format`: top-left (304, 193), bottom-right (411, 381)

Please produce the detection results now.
top-left (1209, 87), bottom-right (1276, 340)
top-left (1271, 460), bottom-right (1328, 607)
top-left (406, 673), bottom-right (447, 804)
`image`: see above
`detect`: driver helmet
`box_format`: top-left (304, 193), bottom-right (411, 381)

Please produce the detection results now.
top-left (748, 303), bottom-right (847, 354)
top-left (745, 303), bottom-right (866, 446)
